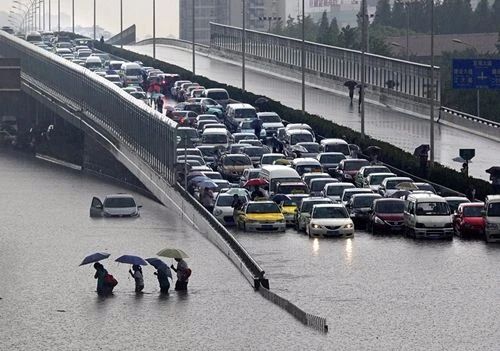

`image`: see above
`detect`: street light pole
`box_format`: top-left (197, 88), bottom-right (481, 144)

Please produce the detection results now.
top-left (429, 0), bottom-right (435, 166)
top-left (360, 0), bottom-right (367, 138)
top-left (72, 0), bottom-right (74, 34)
top-left (301, 0), bottom-right (305, 114)
top-left (153, 0), bottom-right (156, 59)
top-left (57, 0), bottom-right (60, 32)
top-left (192, 0), bottom-right (195, 75)
top-left (42, 0), bottom-right (45, 30)
top-left (48, 0), bottom-right (51, 31)
top-left (406, 2), bottom-right (410, 61)
top-left (242, 0), bottom-right (246, 91)
top-left (93, 0), bottom-right (96, 40)
top-left (120, 0), bottom-right (123, 48)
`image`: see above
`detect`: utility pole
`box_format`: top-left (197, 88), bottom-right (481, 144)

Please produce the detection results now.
top-left (301, 0), bottom-right (305, 114)
top-left (153, 0), bottom-right (156, 58)
top-left (57, 0), bottom-right (60, 32)
top-left (406, 1), bottom-right (410, 61)
top-left (120, 0), bottom-right (123, 48)
top-left (192, 0), bottom-right (195, 75)
top-left (360, 0), bottom-right (367, 138)
top-left (48, 0), bottom-right (51, 31)
top-left (72, 0), bottom-right (74, 34)
top-left (242, 0), bottom-right (246, 91)
top-left (429, 0), bottom-right (435, 165)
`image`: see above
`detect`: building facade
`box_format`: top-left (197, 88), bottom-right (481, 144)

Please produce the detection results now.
top-left (179, 0), bottom-right (286, 44)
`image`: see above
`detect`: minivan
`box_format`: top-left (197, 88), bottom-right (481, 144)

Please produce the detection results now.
top-left (225, 103), bottom-right (257, 128)
top-left (484, 195), bottom-right (500, 243)
top-left (259, 165), bottom-right (301, 194)
top-left (85, 56), bottom-right (102, 71)
top-left (201, 128), bottom-right (231, 149)
top-left (403, 193), bottom-right (453, 239)
top-left (119, 62), bottom-right (143, 86)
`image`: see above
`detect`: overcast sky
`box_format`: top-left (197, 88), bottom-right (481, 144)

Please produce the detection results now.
top-left (1, 0), bottom-right (180, 39)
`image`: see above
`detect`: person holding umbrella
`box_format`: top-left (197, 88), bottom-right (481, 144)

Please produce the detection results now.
top-left (93, 262), bottom-right (116, 296)
top-left (155, 265), bottom-right (172, 294)
top-left (344, 80), bottom-right (357, 105)
top-left (171, 258), bottom-right (190, 291)
top-left (129, 265), bottom-right (144, 293)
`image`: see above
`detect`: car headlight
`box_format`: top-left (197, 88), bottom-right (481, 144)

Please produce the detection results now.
top-left (374, 216), bottom-right (384, 225)
top-left (214, 209), bottom-right (223, 216)
top-left (312, 223), bottom-right (321, 229)
top-left (345, 223), bottom-right (353, 229)
top-left (487, 223), bottom-right (498, 229)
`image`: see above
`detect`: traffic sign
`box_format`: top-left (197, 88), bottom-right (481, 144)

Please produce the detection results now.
top-left (452, 59), bottom-right (500, 90)
top-left (459, 148), bottom-right (475, 161)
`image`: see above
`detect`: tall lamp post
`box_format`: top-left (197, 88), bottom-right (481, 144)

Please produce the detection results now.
top-left (429, 0), bottom-right (435, 165)
top-left (57, 0), bottom-right (60, 32)
top-left (192, 0), bottom-right (195, 74)
top-left (48, 0), bottom-right (51, 31)
top-left (360, 0), bottom-right (368, 138)
top-left (301, 0), bottom-right (305, 114)
top-left (93, 0), bottom-right (96, 40)
top-left (72, 0), bottom-right (74, 34)
top-left (452, 38), bottom-right (480, 117)
top-left (120, 0), bottom-right (123, 48)
top-left (153, 0), bottom-right (156, 58)
top-left (242, 0), bottom-right (246, 91)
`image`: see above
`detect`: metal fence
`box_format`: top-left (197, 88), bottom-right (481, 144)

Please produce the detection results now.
top-left (0, 31), bottom-right (178, 184)
top-left (210, 22), bottom-right (440, 102)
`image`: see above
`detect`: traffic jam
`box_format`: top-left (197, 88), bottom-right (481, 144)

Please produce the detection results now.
top-left (23, 31), bottom-right (500, 243)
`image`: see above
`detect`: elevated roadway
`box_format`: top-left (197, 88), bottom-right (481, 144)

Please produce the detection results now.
top-left (127, 44), bottom-right (499, 181)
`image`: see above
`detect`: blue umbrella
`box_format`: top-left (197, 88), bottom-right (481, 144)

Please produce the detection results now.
top-left (272, 194), bottom-right (291, 204)
top-left (145, 257), bottom-right (167, 269)
top-left (115, 255), bottom-right (148, 266)
top-left (79, 252), bottom-right (110, 266)
top-left (198, 180), bottom-right (218, 188)
top-left (189, 176), bottom-right (210, 185)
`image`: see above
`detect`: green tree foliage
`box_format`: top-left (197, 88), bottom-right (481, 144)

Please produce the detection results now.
top-left (338, 25), bottom-right (360, 49)
top-left (474, 0), bottom-right (493, 33)
top-left (327, 18), bottom-right (340, 46)
top-left (373, 0), bottom-right (392, 26)
top-left (316, 11), bottom-right (331, 44)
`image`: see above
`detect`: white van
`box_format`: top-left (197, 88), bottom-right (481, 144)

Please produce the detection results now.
top-left (225, 103), bottom-right (257, 127)
top-left (201, 128), bottom-right (231, 149)
top-left (403, 193), bottom-right (453, 239)
top-left (259, 165), bottom-right (301, 194)
top-left (85, 56), bottom-right (102, 71)
top-left (484, 195), bottom-right (500, 243)
top-left (320, 138), bottom-right (351, 157)
top-left (119, 62), bottom-right (143, 86)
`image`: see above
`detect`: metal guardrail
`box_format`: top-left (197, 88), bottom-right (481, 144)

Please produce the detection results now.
top-left (135, 37), bottom-right (210, 53)
top-left (440, 106), bottom-right (500, 129)
top-left (210, 22), bottom-right (440, 102)
top-left (0, 31), bottom-right (178, 185)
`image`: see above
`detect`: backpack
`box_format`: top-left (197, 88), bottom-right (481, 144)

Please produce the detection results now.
top-left (104, 273), bottom-right (118, 287)
top-left (185, 268), bottom-right (192, 279)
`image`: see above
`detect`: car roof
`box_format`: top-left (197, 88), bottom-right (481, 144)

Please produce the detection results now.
top-left (287, 129), bottom-right (312, 135)
top-left (325, 182), bottom-right (355, 187)
top-left (408, 193), bottom-right (445, 200)
top-left (444, 196), bottom-right (470, 201)
top-left (351, 193), bottom-right (382, 199)
top-left (227, 103), bottom-right (254, 108)
top-left (383, 177), bottom-right (412, 182)
top-left (257, 112), bottom-right (279, 117)
top-left (104, 193), bottom-right (134, 199)
top-left (313, 203), bottom-right (344, 208)
top-left (262, 153), bottom-right (285, 157)
top-left (303, 197), bottom-right (332, 202)
top-left (202, 128), bottom-right (227, 134)
top-left (320, 138), bottom-right (348, 144)
top-left (292, 158), bottom-right (321, 164)
top-left (459, 202), bottom-right (484, 207)
top-left (247, 200), bottom-right (275, 205)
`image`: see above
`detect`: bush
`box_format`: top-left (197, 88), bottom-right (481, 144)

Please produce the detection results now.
top-left (95, 42), bottom-right (494, 199)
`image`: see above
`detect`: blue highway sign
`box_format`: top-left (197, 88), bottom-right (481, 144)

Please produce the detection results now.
top-left (452, 59), bottom-right (500, 90)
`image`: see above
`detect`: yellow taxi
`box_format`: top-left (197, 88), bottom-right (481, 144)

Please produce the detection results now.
top-left (279, 198), bottom-right (298, 225)
top-left (236, 201), bottom-right (286, 232)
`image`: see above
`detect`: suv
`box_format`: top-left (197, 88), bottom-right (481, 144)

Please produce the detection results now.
top-left (217, 154), bottom-right (253, 181)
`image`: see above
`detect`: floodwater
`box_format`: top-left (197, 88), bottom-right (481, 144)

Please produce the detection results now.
top-left (0, 149), bottom-right (326, 350)
top-left (128, 44), bottom-right (499, 180)
top-left (233, 226), bottom-right (500, 350)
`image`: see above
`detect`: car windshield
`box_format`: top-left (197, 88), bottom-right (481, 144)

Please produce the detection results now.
top-left (247, 203), bottom-right (280, 214)
top-left (259, 114), bottom-right (281, 123)
top-left (207, 91), bottom-right (229, 100)
top-left (202, 98), bottom-right (218, 106)
top-left (370, 175), bottom-right (392, 185)
top-left (299, 143), bottom-right (320, 153)
top-left (277, 184), bottom-right (308, 194)
top-left (320, 154), bottom-right (345, 164)
top-left (314, 207), bottom-right (349, 219)
top-left (290, 133), bottom-right (313, 144)
top-left (301, 200), bottom-right (331, 214)
top-left (487, 203), bottom-right (500, 217)
top-left (463, 206), bottom-right (483, 217)
top-left (244, 148), bottom-right (264, 157)
top-left (311, 180), bottom-right (336, 192)
top-left (202, 134), bottom-right (228, 144)
top-left (235, 109), bottom-right (256, 119)
top-left (416, 202), bottom-right (450, 216)
top-left (327, 185), bottom-right (353, 196)
top-left (375, 201), bottom-right (405, 213)
top-left (344, 160), bottom-right (369, 171)
top-left (417, 184), bottom-right (436, 193)
top-left (262, 155), bottom-right (283, 164)
top-left (386, 179), bottom-right (410, 189)
top-left (217, 195), bottom-right (244, 207)
top-left (223, 155), bottom-right (252, 166)
top-left (185, 105), bottom-right (202, 114)
top-left (248, 170), bottom-right (261, 179)
top-left (325, 144), bottom-right (350, 155)
top-left (343, 190), bottom-right (370, 202)
top-left (178, 129), bottom-right (198, 140)
top-left (296, 165), bottom-right (322, 175)
top-left (241, 121), bottom-right (253, 129)
top-left (110, 63), bottom-right (123, 70)
top-left (106, 76), bottom-right (120, 82)
top-left (353, 196), bottom-right (379, 208)
top-left (126, 68), bottom-right (142, 76)
top-left (104, 197), bottom-right (136, 208)
top-left (198, 147), bottom-right (216, 157)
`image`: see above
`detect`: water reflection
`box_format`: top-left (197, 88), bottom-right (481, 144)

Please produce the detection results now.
top-left (344, 238), bottom-right (353, 264)
top-left (312, 238), bottom-right (320, 256)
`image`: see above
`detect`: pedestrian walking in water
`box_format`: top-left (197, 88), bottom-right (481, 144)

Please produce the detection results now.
top-left (94, 262), bottom-right (116, 296)
top-left (343, 80), bottom-right (357, 105)
top-left (129, 265), bottom-right (144, 293)
top-left (358, 84), bottom-right (364, 113)
top-left (154, 265), bottom-right (172, 294)
top-left (171, 258), bottom-right (191, 291)
top-left (201, 187), bottom-right (214, 213)
top-left (156, 96), bottom-right (164, 113)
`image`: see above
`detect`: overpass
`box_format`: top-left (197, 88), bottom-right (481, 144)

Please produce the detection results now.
top-left (130, 24), bottom-right (499, 180)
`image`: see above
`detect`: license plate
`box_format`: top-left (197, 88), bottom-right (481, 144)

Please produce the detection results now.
top-left (327, 230), bottom-right (340, 235)
top-left (391, 226), bottom-right (402, 231)
top-left (262, 225), bottom-right (273, 230)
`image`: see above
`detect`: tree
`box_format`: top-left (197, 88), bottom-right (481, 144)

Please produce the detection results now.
top-left (338, 25), bottom-right (360, 49)
top-left (327, 18), bottom-right (340, 46)
top-left (373, 0), bottom-right (392, 27)
top-left (316, 11), bottom-right (330, 44)
top-left (492, 0), bottom-right (500, 31)
top-left (391, 0), bottom-right (406, 29)
top-left (473, 0), bottom-right (492, 33)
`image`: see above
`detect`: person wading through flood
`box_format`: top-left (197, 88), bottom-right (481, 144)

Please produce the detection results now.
top-left (129, 265), bottom-right (144, 293)
top-left (231, 194), bottom-right (244, 224)
top-left (154, 264), bottom-right (172, 294)
top-left (171, 258), bottom-right (191, 291)
top-left (94, 262), bottom-right (117, 296)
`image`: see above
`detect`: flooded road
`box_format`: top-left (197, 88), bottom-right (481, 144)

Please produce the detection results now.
top-left (0, 149), bottom-right (325, 350)
top-left (234, 227), bottom-right (500, 350)
top-left (128, 44), bottom-right (499, 180)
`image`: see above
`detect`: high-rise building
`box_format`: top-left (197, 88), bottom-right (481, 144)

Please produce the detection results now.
top-left (179, 0), bottom-right (286, 44)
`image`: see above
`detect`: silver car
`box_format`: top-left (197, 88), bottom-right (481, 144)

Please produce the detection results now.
top-left (90, 194), bottom-right (141, 217)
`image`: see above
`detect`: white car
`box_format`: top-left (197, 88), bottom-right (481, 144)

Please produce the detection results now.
top-left (213, 193), bottom-right (249, 225)
top-left (90, 194), bottom-right (141, 217)
top-left (306, 204), bottom-right (354, 238)
top-left (322, 182), bottom-right (355, 203)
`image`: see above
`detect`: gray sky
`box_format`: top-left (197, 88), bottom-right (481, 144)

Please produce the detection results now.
top-left (1, 0), bottom-right (180, 39)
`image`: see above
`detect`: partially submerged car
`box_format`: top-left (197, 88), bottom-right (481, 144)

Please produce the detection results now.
top-left (90, 194), bottom-right (141, 217)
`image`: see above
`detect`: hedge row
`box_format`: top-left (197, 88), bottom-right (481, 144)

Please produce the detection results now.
top-left (94, 42), bottom-right (494, 199)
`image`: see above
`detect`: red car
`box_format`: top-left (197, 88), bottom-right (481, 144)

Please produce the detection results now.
top-left (367, 198), bottom-right (405, 234)
top-left (453, 202), bottom-right (485, 238)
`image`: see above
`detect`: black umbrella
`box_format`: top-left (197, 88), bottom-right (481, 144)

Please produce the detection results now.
top-left (344, 80), bottom-right (357, 89)
top-left (413, 144), bottom-right (430, 157)
top-left (365, 145), bottom-right (381, 156)
top-left (486, 166), bottom-right (500, 175)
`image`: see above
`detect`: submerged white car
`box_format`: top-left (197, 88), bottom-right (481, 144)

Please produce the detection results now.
top-left (90, 194), bottom-right (141, 217)
top-left (213, 193), bottom-right (249, 225)
top-left (306, 204), bottom-right (354, 238)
